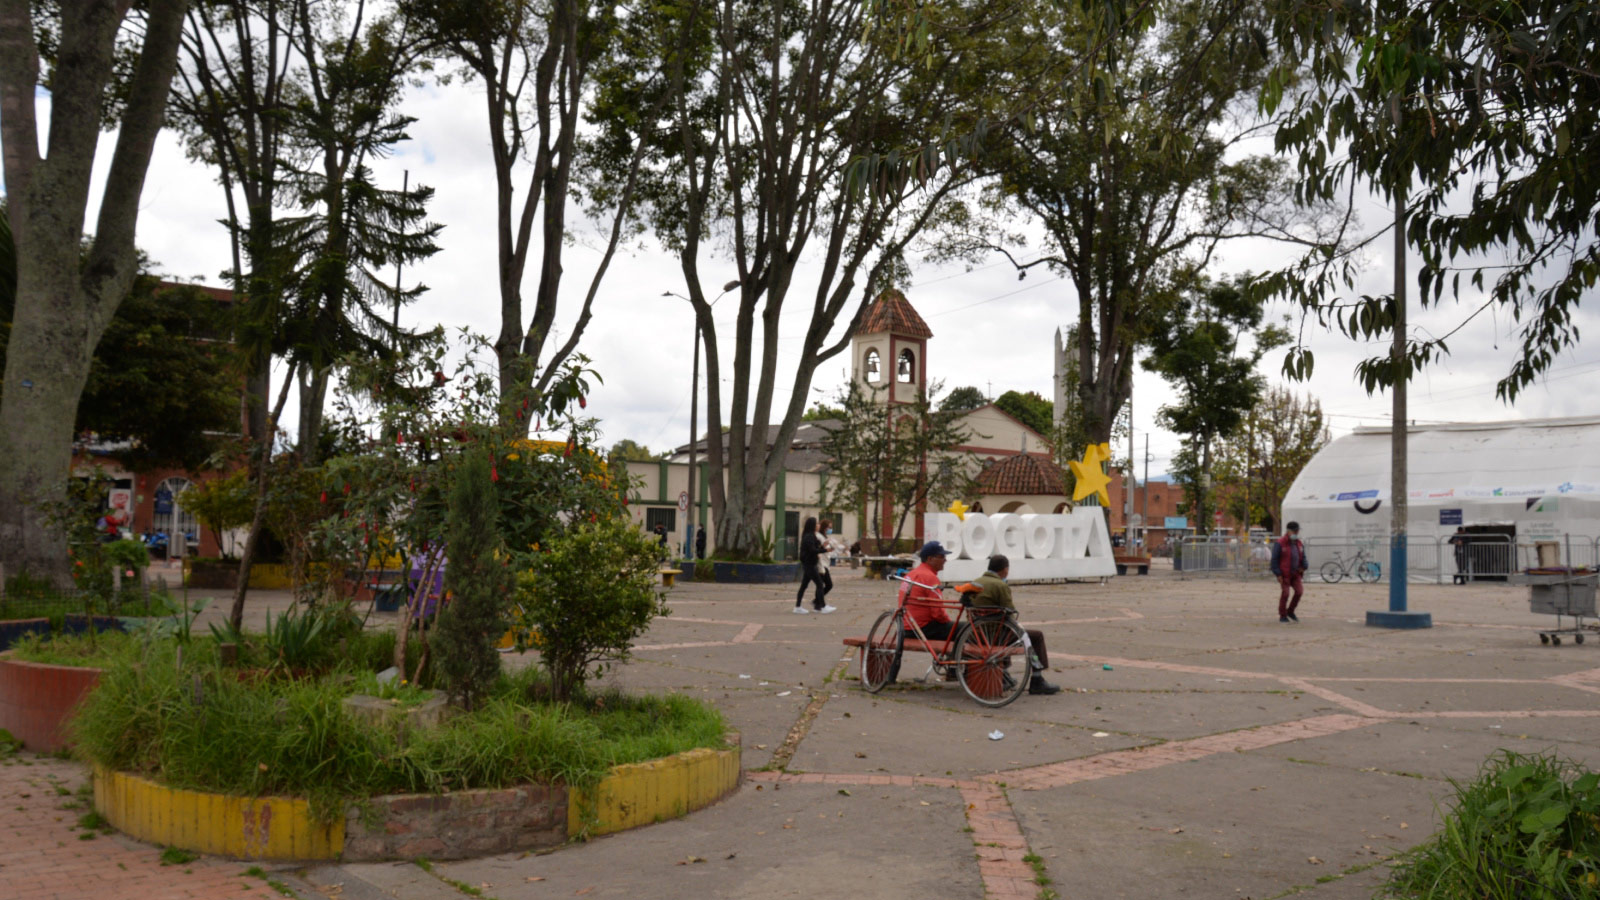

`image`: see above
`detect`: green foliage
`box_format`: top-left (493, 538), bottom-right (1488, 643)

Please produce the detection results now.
top-left (1380, 751), bottom-right (1600, 899)
top-left (123, 596), bottom-right (211, 647)
top-left (1261, 0), bottom-right (1600, 402)
top-left (1212, 388), bottom-right (1332, 531)
top-left (993, 390), bottom-right (1053, 437)
top-left (1142, 276), bottom-right (1285, 534)
top-left (433, 452), bottom-right (509, 710)
top-left (938, 386), bottom-right (987, 414)
top-left (260, 607), bottom-right (332, 672)
top-left (69, 642), bottom-right (724, 823)
top-left (9, 630), bottom-right (139, 668)
top-left (821, 380), bottom-right (978, 549)
top-left (104, 539), bottom-right (150, 574)
top-left (0, 267), bottom-right (241, 473)
top-left (513, 516), bottom-right (666, 703)
top-left (182, 472), bottom-right (255, 560)
top-left (607, 439), bottom-right (659, 462)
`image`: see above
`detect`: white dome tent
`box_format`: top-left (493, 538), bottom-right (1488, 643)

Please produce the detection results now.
top-left (1281, 416), bottom-right (1600, 583)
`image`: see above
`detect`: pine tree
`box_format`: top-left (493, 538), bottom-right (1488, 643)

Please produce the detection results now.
top-left (434, 452), bottom-right (509, 710)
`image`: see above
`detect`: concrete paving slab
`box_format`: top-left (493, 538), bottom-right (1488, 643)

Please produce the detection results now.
top-left (1298, 677), bottom-right (1600, 714)
top-left (1011, 753), bottom-right (1438, 900)
top-left (792, 691), bottom-right (1147, 778)
top-left (1253, 719), bottom-right (1599, 784)
top-left (429, 782), bottom-right (981, 900)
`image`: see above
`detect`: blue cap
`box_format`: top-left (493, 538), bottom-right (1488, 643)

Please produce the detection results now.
top-left (919, 541), bottom-right (948, 560)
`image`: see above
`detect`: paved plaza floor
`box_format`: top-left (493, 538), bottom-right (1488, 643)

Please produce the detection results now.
top-left (4, 570), bottom-right (1597, 899)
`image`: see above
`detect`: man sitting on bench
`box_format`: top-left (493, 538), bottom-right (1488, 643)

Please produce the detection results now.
top-left (970, 554), bottom-right (1061, 696)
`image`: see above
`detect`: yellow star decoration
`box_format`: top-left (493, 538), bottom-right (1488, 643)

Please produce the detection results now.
top-left (1068, 442), bottom-right (1113, 505)
top-left (947, 499), bottom-right (970, 521)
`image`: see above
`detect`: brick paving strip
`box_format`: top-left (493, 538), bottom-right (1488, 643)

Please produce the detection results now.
top-left (0, 758), bottom-right (287, 900)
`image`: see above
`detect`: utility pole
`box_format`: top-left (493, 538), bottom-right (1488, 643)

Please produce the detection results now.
top-left (1368, 94), bottom-right (1431, 629)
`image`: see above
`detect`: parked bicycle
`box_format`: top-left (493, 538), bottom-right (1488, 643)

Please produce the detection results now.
top-left (1320, 548), bottom-right (1382, 584)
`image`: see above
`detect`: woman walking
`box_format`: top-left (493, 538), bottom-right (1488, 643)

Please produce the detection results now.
top-left (795, 516), bottom-right (836, 614)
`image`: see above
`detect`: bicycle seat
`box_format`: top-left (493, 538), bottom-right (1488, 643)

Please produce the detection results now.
top-left (953, 583), bottom-right (981, 607)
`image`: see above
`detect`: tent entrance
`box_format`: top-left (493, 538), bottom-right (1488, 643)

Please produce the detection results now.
top-left (1450, 524), bottom-right (1515, 582)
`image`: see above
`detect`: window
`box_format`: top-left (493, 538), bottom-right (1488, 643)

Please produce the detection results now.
top-left (152, 477), bottom-right (199, 557)
top-left (897, 348), bottom-right (915, 382)
top-left (645, 507), bottom-right (677, 534)
top-left (863, 349), bottom-right (881, 382)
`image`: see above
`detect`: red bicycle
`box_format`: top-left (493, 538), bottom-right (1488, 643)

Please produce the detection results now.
top-left (859, 575), bottom-right (1031, 708)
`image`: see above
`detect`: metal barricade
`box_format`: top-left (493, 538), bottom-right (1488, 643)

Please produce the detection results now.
top-left (1173, 537), bottom-right (1272, 579)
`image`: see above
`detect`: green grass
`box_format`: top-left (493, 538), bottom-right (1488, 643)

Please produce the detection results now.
top-left (71, 641), bottom-right (726, 823)
top-left (7, 630), bottom-right (141, 667)
top-left (1378, 750), bottom-right (1600, 899)
top-left (160, 846), bottom-right (199, 866)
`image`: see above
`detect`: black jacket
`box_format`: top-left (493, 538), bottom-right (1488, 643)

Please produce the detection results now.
top-left (799, 531), bottom-right (822, 567)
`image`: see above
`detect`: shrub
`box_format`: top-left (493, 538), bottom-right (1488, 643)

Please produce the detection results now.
top-left (70, 641), bottom-right (725, 822)
top-left (514, 516), bottom-right (666, 702)
top-left (104, 539), bottom-right (150, 574)
top-left (182, 471), bottom-right (255, 559)
top-left (1380, 750), bottom-right (1600, 899)
top-left (433, 452), bottom-right (509, 710)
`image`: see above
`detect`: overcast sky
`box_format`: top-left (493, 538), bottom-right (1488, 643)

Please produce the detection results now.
top-left (16, 76), bottom-right (1600, 479)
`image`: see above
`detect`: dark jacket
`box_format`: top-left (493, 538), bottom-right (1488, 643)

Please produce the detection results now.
top-left (799, 531), bottom-right (822, 568)
top-left (970, 571), bottom-right (1016, 611)
top-left (1272, 534), bottom-right (1307, 576)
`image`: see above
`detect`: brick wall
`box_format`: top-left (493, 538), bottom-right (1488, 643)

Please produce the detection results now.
top-left (342, 784), bottom-right (569, 861)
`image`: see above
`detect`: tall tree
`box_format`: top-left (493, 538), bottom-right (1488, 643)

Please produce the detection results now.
top-left (403, 0), bottom-right (651, 405)
top-left (928, 0), bottom-right (1328, 448)
top-left (820, 380), bottom-right (976, 552)
top-left (170, 0), bottom-right (303, 450)
top-left (0, 0), bottom-right (191, 579)
top-left (1213, 386), bottom-right (1330, 532)
top-left (1143, 276), bottom-right (1287, 534)
top-left (1260, 0), bottom-right (1600, 400)
top-left (279, 0), bottom-right (439, 461)
top-left (587, 0), bottom-right (995, 557)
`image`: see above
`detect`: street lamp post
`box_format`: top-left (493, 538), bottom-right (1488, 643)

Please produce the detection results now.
top-left (666, 279), bottom-right (740, 561)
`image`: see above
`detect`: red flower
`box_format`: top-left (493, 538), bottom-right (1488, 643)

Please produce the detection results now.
top-left (579, 395), bottom-right (587, 409)
top-left (397, 432), bottom-right (405, 445)
top-left (320, 491), bottom-right (328, 504)
top-left (491, 465), bottom-right (500, 483)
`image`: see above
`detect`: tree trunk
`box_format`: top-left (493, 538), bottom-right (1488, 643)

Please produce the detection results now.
top-left (0, 296), bottom-right (98, 581)
top-left (296, 366), bottom-right (329, 463)
top-left (0, 0), bottom-right (190, 583)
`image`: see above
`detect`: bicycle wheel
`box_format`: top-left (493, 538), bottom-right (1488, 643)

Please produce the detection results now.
top-left (1357, 561), bottom-right (1382, 583)
top-left (861, 610), bottom-right (904, 693)
top-left (1320, 561), bottom-right (1344, 584)
top-left (954, 616), bottom-right (1029, 708)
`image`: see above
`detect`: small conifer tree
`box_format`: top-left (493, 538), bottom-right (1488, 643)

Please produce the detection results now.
top-left (434, 452), bottom-right (509, 710)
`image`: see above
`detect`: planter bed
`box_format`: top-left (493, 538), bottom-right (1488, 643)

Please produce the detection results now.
top-left (93, 733), bottom-right (741, 862)
top-left (711, 561), bottom-right (799, 584)
top-left (0, 653), bottom-right (103, 751)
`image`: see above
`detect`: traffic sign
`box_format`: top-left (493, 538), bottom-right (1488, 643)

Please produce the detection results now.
top-left (678, 490), bottom-right (690, 512)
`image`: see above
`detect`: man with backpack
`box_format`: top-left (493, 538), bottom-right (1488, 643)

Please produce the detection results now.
top-left (1271, 522), bottom-right (1309, 622)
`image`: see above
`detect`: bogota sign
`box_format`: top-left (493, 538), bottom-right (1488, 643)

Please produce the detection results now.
top-left (926, 509), bottom-right (1117, 582)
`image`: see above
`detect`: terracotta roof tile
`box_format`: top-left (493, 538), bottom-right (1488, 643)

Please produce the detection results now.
top-left (976, 453), bottom-right (1067, 496)
top-left (858, 289), bottom-right (932, 339)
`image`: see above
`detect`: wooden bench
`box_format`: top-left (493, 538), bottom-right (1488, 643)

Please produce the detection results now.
top-left (860, 556), bottom-right (915, 580)
top-left (1114, 555), bottom-right (1151, 576)
top-left (659, 568), bottom-right (683, 588)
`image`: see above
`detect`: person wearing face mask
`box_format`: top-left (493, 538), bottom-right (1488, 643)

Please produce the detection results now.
top-left (969, 554), bottom-right (1061, 695)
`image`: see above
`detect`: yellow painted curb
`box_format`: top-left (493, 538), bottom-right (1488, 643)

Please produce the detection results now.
top-left (92, 767), bottom-right (344, 860)
top-left (568, 738), bottom-right (742, 837)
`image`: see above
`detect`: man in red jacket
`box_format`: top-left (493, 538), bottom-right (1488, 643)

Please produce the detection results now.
top-left (1273, 522), bottom-right (1309, 622)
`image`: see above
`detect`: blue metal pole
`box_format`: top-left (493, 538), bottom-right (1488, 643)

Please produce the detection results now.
top-left (1389, 535), bottom-right (1407, 612)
